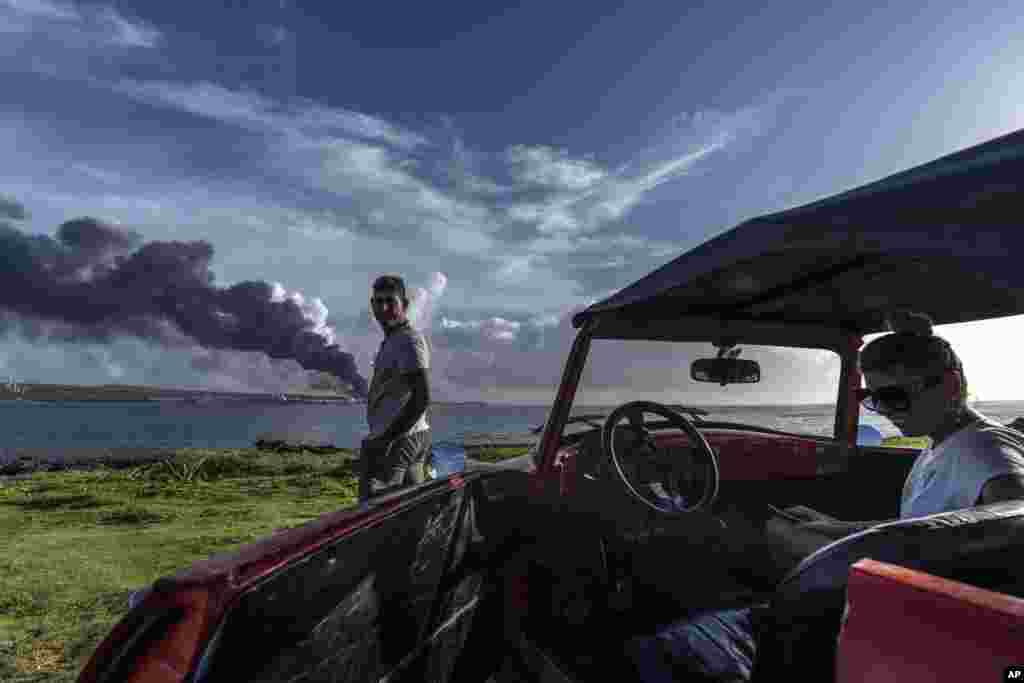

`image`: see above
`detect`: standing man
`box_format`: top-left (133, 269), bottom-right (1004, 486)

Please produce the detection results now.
top-left (359, 274), bottom-right (432, 503)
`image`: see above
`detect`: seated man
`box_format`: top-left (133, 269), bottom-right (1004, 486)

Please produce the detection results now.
top-left (626, 312), bottom-right (1024, 681)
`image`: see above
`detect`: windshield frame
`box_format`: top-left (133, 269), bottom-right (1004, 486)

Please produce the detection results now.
top-left (534, 320), bottom-right (864, 475)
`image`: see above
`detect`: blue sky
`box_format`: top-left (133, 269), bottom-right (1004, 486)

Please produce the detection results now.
top-left (1, 0), bottom-right (1023, 403)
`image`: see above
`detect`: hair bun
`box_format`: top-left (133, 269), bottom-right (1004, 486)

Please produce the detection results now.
top-left (886, 310), bottom-right (933, 336)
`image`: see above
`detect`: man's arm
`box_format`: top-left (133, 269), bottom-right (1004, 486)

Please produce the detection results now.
top-left (978, 473), bottom-right (1024, 505)
top-left (372, 369), bottom-right (430, 443)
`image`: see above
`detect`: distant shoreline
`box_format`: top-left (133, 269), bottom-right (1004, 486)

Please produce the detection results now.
top-left (0, 382), bottom-right (360, 404)
top-left (1, 384), bottom-right (1022, 410)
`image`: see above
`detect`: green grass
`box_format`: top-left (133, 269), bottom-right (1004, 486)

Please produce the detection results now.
top-left (881, 435), bottom-right (932, 449)
top-left (0, 446), bottom-right (360, 682)
top-left (0, 443), bottom-right (532, 682)
top-left (465, 445), bottom-right (534, 464)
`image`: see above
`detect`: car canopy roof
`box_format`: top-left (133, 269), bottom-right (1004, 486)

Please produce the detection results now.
top-left (575, 128), bottom-right (1024, 343)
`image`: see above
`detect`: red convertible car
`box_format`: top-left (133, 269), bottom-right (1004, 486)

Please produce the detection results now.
top-left (79, 128), bottom-right (1024, 682)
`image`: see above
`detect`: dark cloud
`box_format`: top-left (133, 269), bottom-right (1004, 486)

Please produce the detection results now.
top-left (58, 217), bottom-right (141, 251)
top-left (0, 218), bottom-right (368, 396)
top-left (0, 196), bottom-right (27, 221)
top-left (188, 348), bottom-right (311, 393)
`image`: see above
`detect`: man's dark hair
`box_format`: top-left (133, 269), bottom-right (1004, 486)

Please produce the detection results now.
top-left (859, 310), bottom-right (968, 402)
top-left (372, 274), bottom-right (409, 306)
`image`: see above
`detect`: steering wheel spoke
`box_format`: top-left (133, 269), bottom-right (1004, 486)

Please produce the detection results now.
top-left (602, 401), bottom-right (720, 515)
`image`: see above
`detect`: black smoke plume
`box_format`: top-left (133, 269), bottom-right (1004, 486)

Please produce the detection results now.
top-left (0, 216), bottom-right (368, 397)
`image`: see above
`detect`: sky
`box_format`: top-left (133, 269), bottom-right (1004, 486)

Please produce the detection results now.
top-left (1, 0), bottom-right (1023, 405)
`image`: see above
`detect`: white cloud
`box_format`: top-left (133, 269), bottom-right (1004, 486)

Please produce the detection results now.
top-left (506, 145), bottom-right (606, 191)
top-left (502, 140), bottom-right (723, 237)
top-left (407, 271), bottom-right (447, 329)
top-left (264, 280), bottom-right (362, 355)
top-left (586, 142), bottom-right (721, 223)
top-left (1, 0), bottom-right (162, 48)
top-left (2, 0), bottom-right (75, 21)
top-left (529, 313), bottom-right (561, 328)
top-left (99, 6), bottom-right (159, 48)
top-left (101, 79), bottom-right (779, 274)
top-left (277, 210), bottom-right (355, 242)
top-left (493, 255), bottom-right (536, 285)
top-left (441, 315), bottom-right (523, 343)
top-left (114, 80), bottom-right (427, 150)
top-left (297, 137), bottom-right (499, 254)
top-left (1, 76), bottom-right (791, 398)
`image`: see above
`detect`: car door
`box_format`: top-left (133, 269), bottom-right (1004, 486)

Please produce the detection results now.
top-left (78, 469), bottom-right (513, 683)
top-left (836, 558), bottom-right (1024, 683)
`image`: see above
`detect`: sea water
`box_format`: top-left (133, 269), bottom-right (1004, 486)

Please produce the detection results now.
top-left (1, 399), bottom-right (1022, 466)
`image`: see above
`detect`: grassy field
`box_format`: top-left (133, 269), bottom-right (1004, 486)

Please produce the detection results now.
top-left (0, 444), bottom-right (530, 682)
top-left (466, 444), bottom-right (535, 463)
top-left (880, 435), bottom-right (932, 449)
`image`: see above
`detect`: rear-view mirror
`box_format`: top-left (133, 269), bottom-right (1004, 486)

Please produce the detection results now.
top-left (690, 358), bottom-right (761, 384)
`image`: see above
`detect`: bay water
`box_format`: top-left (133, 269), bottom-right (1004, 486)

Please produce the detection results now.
top-left (2, 399), bottom-right (1023, 466)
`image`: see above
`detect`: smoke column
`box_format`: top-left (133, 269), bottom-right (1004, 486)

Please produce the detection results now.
top-left (0, 216), bottom-right (368, 396)
top-left (407, 272), bottom-right (448, 330)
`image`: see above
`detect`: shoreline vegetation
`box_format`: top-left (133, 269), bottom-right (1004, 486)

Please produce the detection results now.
top-left (0, 442), bottom-right (532, 682)
top-left (0, 382), bottom-right (507, 408)
top-left (0, 381), bottom-right (361, 404)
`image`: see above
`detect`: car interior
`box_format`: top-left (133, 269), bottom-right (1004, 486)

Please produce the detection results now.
top-left (176, 404), bottom-right (1024, 683)
top-left (504, 405), bottom-right (1024, 681)
top-left (180, 391), bottom-right (1024, 683)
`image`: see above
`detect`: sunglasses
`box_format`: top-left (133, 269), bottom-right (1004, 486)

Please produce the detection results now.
top-left (857, 374), bottom-right (945, 414)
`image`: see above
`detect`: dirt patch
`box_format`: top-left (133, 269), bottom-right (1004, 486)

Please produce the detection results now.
top-left (15, 639), bottom-right (67, 674)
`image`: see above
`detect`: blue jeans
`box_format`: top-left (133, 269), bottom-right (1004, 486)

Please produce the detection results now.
top-left (625, 607), bottom-right (758, 682)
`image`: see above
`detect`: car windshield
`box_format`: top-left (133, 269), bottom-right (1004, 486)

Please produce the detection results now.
top-left (570, 339), bottom-right (842, 438)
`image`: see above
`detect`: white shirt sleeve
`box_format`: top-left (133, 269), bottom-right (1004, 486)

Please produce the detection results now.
top-left (965, 428), bottom-right (1024, 504)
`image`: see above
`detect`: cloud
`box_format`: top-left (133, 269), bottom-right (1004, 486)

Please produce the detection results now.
top-left (90, 77), bottom-right (786, 298)
top-left (291, 137), bottom-right (499, 254)
top-left (71, 163), bottom-right (124, 185)
top-left (2, 0), bottom-right (75, 21)
top-left (493, 255), bottom-right (536, 285)
top-left (433, 306), bottom-right (841, 405)
top-left (114, 80), bottom-right (428, 151)
top-left (433, 304), bottom-right (583, 400)
top-left (0, 216), bottom-right (369, 395)
top-left (108, 79), bottom-right (779, 251)
top-left (0, 0), bottom-right (162, 48)
top-left (0, 71), bottom-right (796, 395)
top-left (441, 316), bottom-right (522, 343)
top-left (505, 145), bottom-right (607, 191)
top-left (504, 141), bottom-right (722, 237)
top-left (98, 6), bottom-right (160, 48)
top-left (407, 271), bottom-right (447, 330)
top-left (0, 195), bottom-right (27, 220)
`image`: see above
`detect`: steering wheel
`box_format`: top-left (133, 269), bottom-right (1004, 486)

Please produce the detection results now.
top-left (601, 400), bottom-right (720, 515)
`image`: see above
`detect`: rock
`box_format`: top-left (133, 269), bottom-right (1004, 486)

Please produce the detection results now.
top-left (0, 461), bottom-right (25, 475)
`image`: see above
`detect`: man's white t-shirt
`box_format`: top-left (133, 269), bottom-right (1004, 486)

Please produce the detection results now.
top-left (366, 322), bottom-right (430, 440)
top-left (900, 417), bottom-right (1024, 519)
